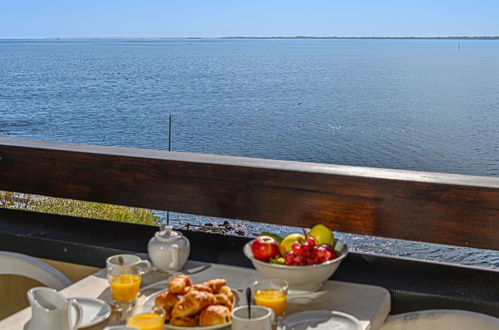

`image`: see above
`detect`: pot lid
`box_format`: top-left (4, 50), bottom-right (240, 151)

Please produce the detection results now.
top-left (155, 225), bottom-right (183, 242)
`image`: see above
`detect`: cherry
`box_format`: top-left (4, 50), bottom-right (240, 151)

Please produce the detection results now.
top-left (291, 241), bottom-right (301, 251)
top-left (307, 237), bottom-right (317, 247)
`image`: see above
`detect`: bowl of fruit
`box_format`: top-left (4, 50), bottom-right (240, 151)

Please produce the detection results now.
top-left (243, 224), bottom-right (348, 293)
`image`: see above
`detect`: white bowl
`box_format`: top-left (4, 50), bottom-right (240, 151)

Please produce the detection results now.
top-left (243, 239), bottom-right (348, 293)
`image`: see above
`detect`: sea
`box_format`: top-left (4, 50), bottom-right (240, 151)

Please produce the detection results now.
top-left (0, 38), bottom-right (498, 269)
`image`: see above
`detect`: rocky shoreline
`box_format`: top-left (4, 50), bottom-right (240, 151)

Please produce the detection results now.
top-left (178, 221), bottom-right (251, 236)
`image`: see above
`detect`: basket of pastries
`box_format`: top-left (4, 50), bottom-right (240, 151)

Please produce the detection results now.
top-left (154, 274), bottom-right (236, 328)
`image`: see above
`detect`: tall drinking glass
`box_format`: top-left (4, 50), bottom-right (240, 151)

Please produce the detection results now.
top-left (106, 254), bottom-right (151, 310)
top-left (252, 278), bottom-right (288, 318)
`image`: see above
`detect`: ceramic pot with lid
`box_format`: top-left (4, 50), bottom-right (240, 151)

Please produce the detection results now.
top-left (148, 225), bottom-right (190, 272)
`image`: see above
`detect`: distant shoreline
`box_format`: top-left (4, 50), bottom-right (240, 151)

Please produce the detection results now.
top-left (223, 36), bottom-right (499, 40)
top-left (1, 36), bottom-right (499, 41)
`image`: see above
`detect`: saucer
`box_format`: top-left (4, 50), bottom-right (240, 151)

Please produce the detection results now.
top-left (24, 298), bottom-right (111, 330)
top-left (278, 310), bottom-right (362, 330)
top-left (72, 297), bottom-right (112, 328)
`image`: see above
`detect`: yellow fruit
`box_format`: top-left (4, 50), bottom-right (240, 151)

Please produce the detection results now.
top-left (308, 224), bottom-right (334, 246)
top-left (279, 233), bottom-right (305, 255)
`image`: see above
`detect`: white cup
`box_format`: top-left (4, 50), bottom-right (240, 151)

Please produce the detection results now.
top-left (232, 305), bottom-right (275, 330)
top-left (106, 254), bottom-right (152, 277)
top-left (106, 254), bottom-right (152, 307)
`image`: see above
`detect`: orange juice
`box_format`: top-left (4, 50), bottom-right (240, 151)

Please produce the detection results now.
top-left (110, 274), bottom-right (141, 303)
top-left (127, 313), bottom-right (164, 330)
top-left (255, 289), bottom-right (287, 317)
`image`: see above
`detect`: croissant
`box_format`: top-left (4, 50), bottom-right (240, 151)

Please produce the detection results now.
top-left (168, 275), bottom-right (192, 295)
top-left (154, 291), bottom-right (179, 321)
top-left (199, 305), bottom-right (232, 326)
top-left (213, 293), bottom-right (233, 310)
top-left (218, 286), bottom-right (235, 302)
top-left (171, 290), bottom-right (216, 318)
top-left (197, 278), bottom-right (227, 293)
top-left (170, 315), bottom-right (199, 327)
top-left (189, 284), bottom-right (213, 293)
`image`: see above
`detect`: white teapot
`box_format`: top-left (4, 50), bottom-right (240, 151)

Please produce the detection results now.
top-left (27, 287), bottom-right (82, 330)
top-left (148, 225), bottom-right (190, 272)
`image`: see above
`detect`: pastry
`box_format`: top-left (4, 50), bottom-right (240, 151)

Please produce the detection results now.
top-left (213, 293), bottom-right (233, 310)
top-left (197, 278), bottom-right (227, 293)
top-left (159, 275), bottom-right (233, 327)
top-left (168, 274), bottom-right (192, 295)
top-left (218, 286), bottom-right (235, 302)
top-left (170, 315), bottom-right (199, 327)
top-left (154, 291), bottom-right (179, 321)
top-left (171, 289), bottom-right (216, 318)
top-left (199, 305), bottom-right (231, 326)
top-left (189, 284), bottom-right (213, 293)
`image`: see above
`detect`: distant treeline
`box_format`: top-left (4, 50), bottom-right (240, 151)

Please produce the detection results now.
top-left (0, 191), bottom-right (160, 225)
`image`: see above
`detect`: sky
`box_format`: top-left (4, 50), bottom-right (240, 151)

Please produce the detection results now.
top-left (1, 0), bottom-right (498, 39)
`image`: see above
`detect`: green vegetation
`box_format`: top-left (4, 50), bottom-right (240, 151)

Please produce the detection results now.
top-left (0, 191), bottom-right (160, 226)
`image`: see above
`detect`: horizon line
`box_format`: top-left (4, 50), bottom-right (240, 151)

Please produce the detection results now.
top-left (1, 35), bottom-right (499, 40)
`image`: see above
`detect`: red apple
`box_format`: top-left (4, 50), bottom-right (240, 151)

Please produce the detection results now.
top-left (251, 236), bottom-right (280, 262)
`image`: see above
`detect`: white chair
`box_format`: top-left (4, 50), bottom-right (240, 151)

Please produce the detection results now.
top-left (0, 251), bottom-right (72, 290)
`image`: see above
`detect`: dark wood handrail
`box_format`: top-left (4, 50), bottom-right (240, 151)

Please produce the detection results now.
top-left (1, 137), bottom-right (498, 250)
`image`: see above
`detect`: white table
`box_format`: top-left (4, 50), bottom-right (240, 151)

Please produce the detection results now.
top-left (0, 260), bottom-right (390, 329)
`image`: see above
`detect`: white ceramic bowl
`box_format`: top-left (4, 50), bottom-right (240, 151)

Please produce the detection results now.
top-left (243, 239), bottom-right (348, 293)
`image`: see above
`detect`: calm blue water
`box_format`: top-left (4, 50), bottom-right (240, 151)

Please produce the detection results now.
top-left (1, 39), bottom-right (498, 268)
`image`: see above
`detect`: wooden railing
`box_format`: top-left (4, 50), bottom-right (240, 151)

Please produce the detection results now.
top-left (1, 137), bottom-right (498, 250)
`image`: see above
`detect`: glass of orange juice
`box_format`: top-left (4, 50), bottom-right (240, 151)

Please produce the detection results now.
top-left (126, 306), bottom-right (165, 330)
top-left (252, 278), bottom-right (288, 317)
top-left (106, 254), bottom-right (152, 310)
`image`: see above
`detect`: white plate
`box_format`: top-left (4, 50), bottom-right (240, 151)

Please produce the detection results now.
top-left (143, 289), bottom-right (234, 330)
top-left (380, 309), bottom-right (499, 330)
top-left (71, 297), bottom-right (112, 328)
top-left (278, 310), bottom-right (362, 330)
top-left (164, 323), bottom-right (230, 330)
